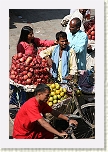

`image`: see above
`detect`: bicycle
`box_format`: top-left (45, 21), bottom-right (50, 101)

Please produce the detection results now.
top-left (63, 124), bottom-right (77, 139)
top-left (9, 70), bottom-right (95, 139)
top-left (51, 70), bottom-right (95, 139)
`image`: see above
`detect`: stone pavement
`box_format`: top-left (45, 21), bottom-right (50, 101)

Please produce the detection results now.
top-left (9, 9), bottom-right (95, 138)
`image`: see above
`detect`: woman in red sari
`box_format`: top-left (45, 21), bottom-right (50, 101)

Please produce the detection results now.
top-left (17, 26), bottom-right (55, 55)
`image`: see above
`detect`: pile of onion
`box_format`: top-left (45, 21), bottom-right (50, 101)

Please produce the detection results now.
top-left (9, 53), bottom-right (51, 85)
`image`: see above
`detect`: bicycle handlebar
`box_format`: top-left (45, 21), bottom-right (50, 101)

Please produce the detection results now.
top-left (61, 124), bottom-right (77, 139)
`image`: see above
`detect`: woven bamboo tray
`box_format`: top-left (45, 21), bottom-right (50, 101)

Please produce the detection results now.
top-left (45, 97), bottom-right (75, 125)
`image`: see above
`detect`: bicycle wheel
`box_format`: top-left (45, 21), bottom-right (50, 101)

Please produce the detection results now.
top-left (71, 103), bottom-right (95, 139)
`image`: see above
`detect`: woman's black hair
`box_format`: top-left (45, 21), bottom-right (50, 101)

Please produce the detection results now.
top-left (34, 83), bottom-right (51, 96)
top-left (56, 31), bottom-right (67, 41)
top-left (18, 26), bottom-right (37, 50)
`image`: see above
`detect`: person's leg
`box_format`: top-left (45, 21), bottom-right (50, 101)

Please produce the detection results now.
top-left (34, 124), bottom-right (54, 139)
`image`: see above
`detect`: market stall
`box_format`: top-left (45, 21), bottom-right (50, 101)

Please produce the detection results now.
top-left (9, 52), bottom-right (75, 124)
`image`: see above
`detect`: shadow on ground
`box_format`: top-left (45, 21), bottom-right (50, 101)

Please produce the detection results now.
top-left (9, 9), bottom-right (70, 29)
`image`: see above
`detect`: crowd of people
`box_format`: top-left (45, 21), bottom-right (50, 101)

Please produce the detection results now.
top-left (11, 9), bottom-right (95, 139)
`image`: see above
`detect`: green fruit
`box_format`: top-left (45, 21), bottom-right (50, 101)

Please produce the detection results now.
top-left (63, 88), bottom-right (67, 93)
top-left (60, 92), bottom-right (65, 97)
top-left (53, 88), bottom-right (56, 92)
top-left (49, 97), bottom-right (53, 102)
top-left (50, 91), bottom-right (55, 96)
top-left (60, 97), bottom-right (65, 101)
top-left (57, 94), bottom-right (61, 99)
top-left (48, 102), bottom-right (53, 106)
top-left (53, 100), bottom-right (58, 104)
top-left (56, 85), bottom-right (60, 90)
top-left (77, 90), bottom-right (81, 95)
top-left (64, 94), bottom-right (68, 99)
top-left (53, 95), bottom-right (57, 100)
top-left (60, 87), bottom-right (63, 92)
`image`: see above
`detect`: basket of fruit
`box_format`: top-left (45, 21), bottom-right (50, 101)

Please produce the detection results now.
top-left (9, 53), bottom-right (52, 92)
top-left (45, 83), bottom-right (75, 122)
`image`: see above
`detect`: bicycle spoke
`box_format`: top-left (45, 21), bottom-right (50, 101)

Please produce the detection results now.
top-left (72, 118), bottom-right (95, 139)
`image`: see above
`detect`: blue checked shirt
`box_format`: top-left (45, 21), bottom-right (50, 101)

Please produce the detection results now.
top-left (67, 30), bottom-right (88, 70)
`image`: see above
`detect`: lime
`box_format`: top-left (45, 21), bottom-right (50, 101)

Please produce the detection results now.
top-left (48, 102), bottom-right (53, 106)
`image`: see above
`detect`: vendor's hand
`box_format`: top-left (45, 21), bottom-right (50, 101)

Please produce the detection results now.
top-left (58, 131), bottom-right (68, 138)
top-left (64, 74), bottom-right (73, 80)
top-left (69, 119), bottom-right (78, 127)
top-left (45, 56), bottom-right (53, 68)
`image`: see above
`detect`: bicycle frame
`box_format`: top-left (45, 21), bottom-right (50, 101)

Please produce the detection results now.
top-left (58, 71), bottom-right (95, 129)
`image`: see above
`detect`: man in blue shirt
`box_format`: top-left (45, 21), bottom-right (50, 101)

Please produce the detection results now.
top-left (67, 17), bottom-right (88, 70)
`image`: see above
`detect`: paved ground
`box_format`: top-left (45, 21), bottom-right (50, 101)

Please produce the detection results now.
top-left (9, 9), bottom-right (95, 138)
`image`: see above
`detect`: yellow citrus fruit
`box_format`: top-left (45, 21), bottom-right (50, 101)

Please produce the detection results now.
top-left (53, 95), bottom-right (58, 100)
top-left (60, 87), bottom-right (63, 92)
top-left (55, 89), bottom-right (60, 95)
top-left (50, 91), bottom-right (55, 96)
top-left (63, 88), bottom-right (67, 93)
top-left (64, 94), bottom-right (68, 99)
top-left (77, 90), bottom-right (81, 95)
top-left (60, 97), bottom-right (65, 101)
top-left (55, 84), bottom-right (60, 90)
top-left (57, 94), bottom-right (61, 99)
top-left (60, 92), bottom-right (65, 97)
top-left (51, 83), bottom-right (55, 89)
top-left (53, 100), bottom-right (58, 104)
top-left (58, 100), bottom-right (61, 103)
top-left (52, 88), bottom-right (56, 92)
top-left (50, 87), bottom-right (53, 91)
top-left (49, 97), bottom-right (53, 102)
top-left (48, 102), bottom-right (53, 106)
top-left (55, 82), bottom-right (59, 86)
top-left (47, 84), bottom-right (50, 86)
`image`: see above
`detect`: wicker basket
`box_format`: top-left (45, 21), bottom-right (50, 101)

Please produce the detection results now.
top-left (45, 97), bottom-right (75, 125)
